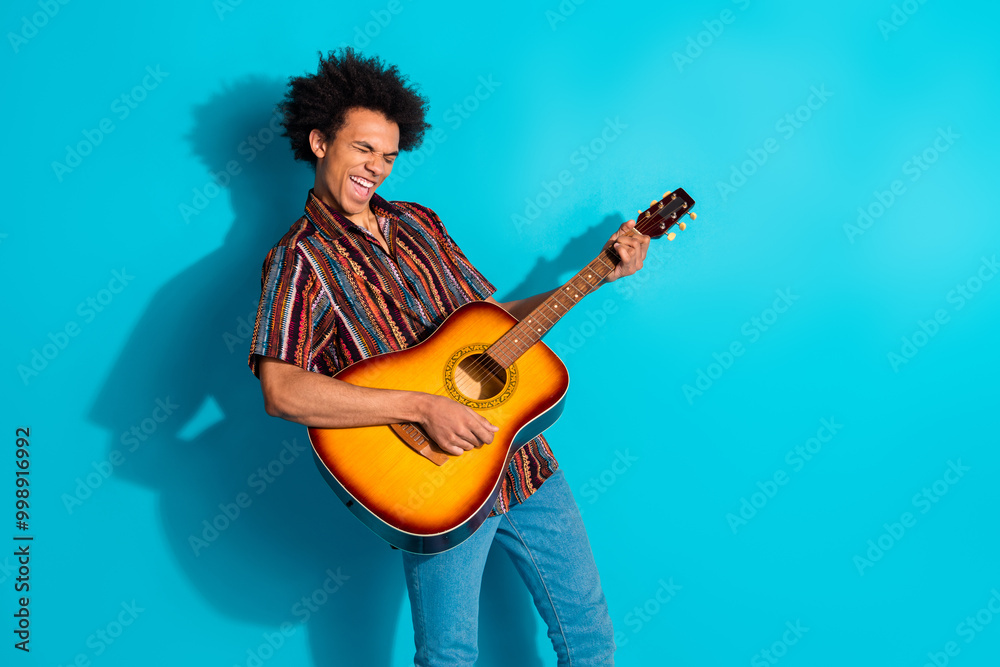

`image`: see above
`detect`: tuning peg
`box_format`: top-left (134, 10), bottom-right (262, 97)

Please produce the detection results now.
top-left (663, 191), bottom-right (672, 198)
top-left (678, 222), bottom-right (686, 231)
top-left (637, 209), bottom-right (643, 215)
top-left (689, 212), bottom-right (697, 220)
top-left (666, 232), bottom-right (676, 241)
top-left (651, 200), bottom-right (658, 207)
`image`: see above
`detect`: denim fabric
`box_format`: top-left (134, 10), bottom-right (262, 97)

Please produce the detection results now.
top-left (402, 468), bottom-right (615, 666)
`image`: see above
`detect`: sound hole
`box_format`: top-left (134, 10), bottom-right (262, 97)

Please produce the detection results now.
top-left (453, 354), bottom-right (507, 401)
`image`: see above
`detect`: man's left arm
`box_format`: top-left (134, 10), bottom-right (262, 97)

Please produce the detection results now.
top-left (487, 219), bottom-right (649, 320)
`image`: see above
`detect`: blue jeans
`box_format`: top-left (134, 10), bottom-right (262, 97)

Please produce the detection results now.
top-left (401, 468), bottom-right (615, 666)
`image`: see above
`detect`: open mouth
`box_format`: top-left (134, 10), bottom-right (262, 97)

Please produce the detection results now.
top-left (349, 174), bottom-right (375, 198)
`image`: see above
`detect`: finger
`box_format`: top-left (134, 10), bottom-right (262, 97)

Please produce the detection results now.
top-left (629, 232), bottom-right (649, 251)
top-left (613, 241), bottom-right (644, 276)
top-left (439, 441), bottom-right (465, 456)
top-left (466, 410), bottom-right (498, 445)
top-left (448, 441), bottom-right (474, 454)
top-left (472, 420), bottom-right (497, 446)
top-left (619, 235), bottom-right (643, 259)
top-left (616, 232), bottom-right (644, 252)
top-left (616, 234), bottom-right (641, 249)
top-left (466, 406), bottom-right (498, 430)
top-left (609, 220), bottom-right (637, 242)
top-left (434, 417), bottom-right (477, 451)
top-left (452, 429), bottom-right (479, 450)
top-left (614, 239), bottom-right (633, 262)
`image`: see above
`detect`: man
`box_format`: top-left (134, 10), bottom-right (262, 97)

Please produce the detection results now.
top-left (250, 48), bottom-right (648, 666)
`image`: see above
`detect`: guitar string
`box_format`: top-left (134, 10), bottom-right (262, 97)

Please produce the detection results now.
top-left (453, 206), bottom-right (681, 392)
top-left (408, 205), bottom-right (685, 443)
top-left (450, 225), bottom-right (641, 396)
top-left (430, 247), bottom-right (616, 410)
top-left (406, 244), bottom-right (614, 445)
top-left (453, 230), bottom-right (626, 389)
top-left (451, 216), bottom-right (674, 394)
top-left (460, 211), bottom-right (680, 390)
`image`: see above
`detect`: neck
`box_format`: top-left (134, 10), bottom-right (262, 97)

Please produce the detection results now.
top-left (314, 186), bottom-right (378, 231)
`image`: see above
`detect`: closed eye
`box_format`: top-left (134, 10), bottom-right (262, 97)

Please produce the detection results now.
top-left (352, 142), bottom-right (398, 164)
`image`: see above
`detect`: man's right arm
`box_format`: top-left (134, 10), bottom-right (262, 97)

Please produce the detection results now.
top-left (257, 356), bottom-right (498, 456)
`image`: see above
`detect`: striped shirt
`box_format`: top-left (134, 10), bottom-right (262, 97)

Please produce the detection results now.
top-left (249, 189), bottom-right (558, 516)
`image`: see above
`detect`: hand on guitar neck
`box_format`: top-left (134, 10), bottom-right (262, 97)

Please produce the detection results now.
top-left (483, 218), bottom-right (650, 321)
top-left (603, 219), bottom-right (651, 283)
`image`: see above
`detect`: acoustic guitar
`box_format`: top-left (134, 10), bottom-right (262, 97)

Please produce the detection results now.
top-left (308, 188), bottom-right (697, 553)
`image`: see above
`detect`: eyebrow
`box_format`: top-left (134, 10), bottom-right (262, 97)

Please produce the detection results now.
top-left (354, 141), bottom-right (399, 157)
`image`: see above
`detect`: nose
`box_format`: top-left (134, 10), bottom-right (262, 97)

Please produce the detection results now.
top-left (364, 152), bottom-right (384, 176)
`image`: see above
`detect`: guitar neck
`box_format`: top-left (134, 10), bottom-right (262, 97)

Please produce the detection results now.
top-left (486, 244), bottom-right (623, 367)
top-left (484, 187), bottom-right (696, 367)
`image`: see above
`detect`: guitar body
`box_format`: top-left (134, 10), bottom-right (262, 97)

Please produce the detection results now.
top-left (307, 300), bottom-right (570, 554)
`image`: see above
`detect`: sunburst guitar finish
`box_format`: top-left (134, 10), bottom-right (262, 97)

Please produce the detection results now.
top-left (308, 301), bottom-right (569, 554)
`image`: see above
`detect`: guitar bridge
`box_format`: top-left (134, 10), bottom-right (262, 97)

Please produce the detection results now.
top-left (390, 423), bottom-right (450, 466)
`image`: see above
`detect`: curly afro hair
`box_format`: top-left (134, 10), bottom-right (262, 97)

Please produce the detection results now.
top-left (278, 48), bottom-right (430, 167)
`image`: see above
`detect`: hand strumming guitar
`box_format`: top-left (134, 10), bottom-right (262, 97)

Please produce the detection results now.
top-left (414, 393), bottom-right (499, 456)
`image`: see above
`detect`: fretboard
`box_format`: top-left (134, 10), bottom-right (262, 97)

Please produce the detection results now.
top-left (486, 243), bottom-right (624, 367)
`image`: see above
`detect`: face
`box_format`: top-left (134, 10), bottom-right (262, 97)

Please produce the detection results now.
top-left (310, 107), bottom-right (399, 220)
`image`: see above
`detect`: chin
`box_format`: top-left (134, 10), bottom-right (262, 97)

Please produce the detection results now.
top-left (346, 195), bottom-right (371, 212)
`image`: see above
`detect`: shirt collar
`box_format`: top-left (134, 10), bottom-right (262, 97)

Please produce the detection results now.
top-left (304, 189), bottom-right (401, 248)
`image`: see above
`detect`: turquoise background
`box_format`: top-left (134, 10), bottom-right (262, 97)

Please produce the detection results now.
top-left (4, 0), bottom-right (999, 665)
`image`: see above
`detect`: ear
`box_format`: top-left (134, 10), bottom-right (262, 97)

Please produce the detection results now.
top-left (308, 129), bottom-right (328, 160)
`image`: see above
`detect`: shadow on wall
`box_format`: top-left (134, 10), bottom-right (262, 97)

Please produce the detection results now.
top-left (87, 76), bottom-right (622, 667)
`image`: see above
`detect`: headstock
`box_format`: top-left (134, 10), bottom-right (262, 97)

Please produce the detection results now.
top-left (634, 188), bottom-right (697, 241)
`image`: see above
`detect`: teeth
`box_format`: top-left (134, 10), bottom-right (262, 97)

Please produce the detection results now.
top-left (350, 175), bottom-right (374, 188)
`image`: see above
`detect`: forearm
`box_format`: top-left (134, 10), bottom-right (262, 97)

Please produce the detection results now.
top-left (259, 356), bottom-right (428, 428)
top-left (258, 355), bottom-right (497, 455)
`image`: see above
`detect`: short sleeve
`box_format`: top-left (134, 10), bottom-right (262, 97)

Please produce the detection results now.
top-left (248, 244), bottom-right (317, 377)
top-left (400, 202), bottom-right (496, 302)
